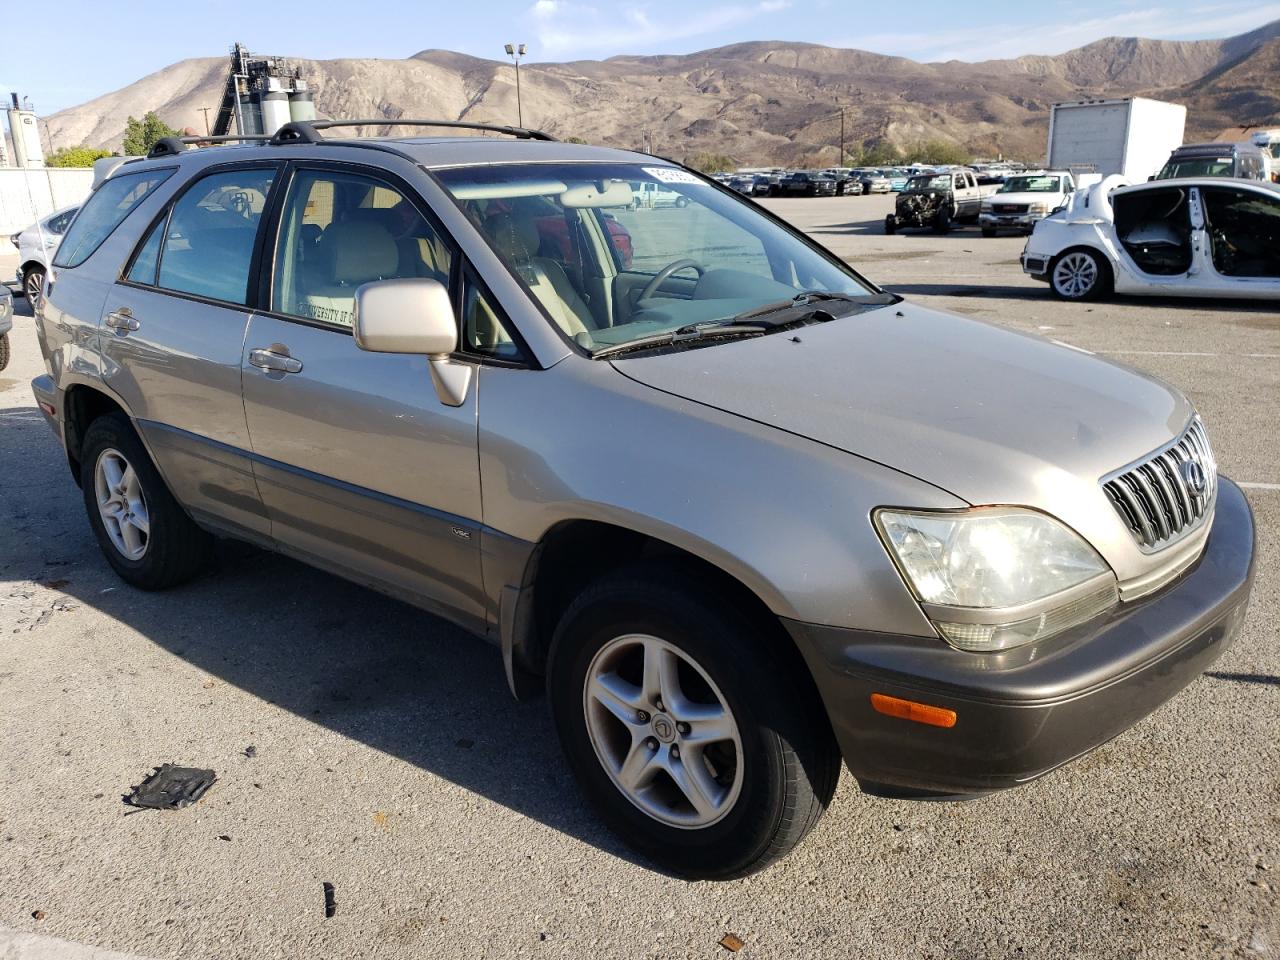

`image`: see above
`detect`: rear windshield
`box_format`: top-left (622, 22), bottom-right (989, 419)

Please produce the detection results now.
top-left (53, 168), bottom-right (174, 268)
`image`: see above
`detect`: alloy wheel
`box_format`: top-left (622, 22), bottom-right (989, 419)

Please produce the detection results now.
top-left (1052, 252), bottom-right (1098, 298)
top-left (583, 633), bottom-right (744, 829)
top-left (24, 270), bottom-right (43, 308)
top-left (94, 448), bottom-right (150, 560)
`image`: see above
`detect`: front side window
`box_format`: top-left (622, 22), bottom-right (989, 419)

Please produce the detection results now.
top-left (435, 162), bottom-right (886, 356)
top-left (271, 169), bottom-right (452, 329)
top-left (1202, 186), bottom-right (1280, 278)
top-left (53, 168), bottom-right (173, 268)
top-left (155, 168), bottom-right (276, 304)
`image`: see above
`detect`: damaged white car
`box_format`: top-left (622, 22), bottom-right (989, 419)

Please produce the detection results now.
top-left (1021, 175), bottom-right (1280, 300)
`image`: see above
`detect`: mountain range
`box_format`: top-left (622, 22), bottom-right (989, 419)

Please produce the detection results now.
top-left (43, 20), bottom-right (1280, 165)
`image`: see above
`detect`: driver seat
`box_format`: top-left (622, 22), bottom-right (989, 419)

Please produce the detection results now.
top-left (485, 212), bottom-right (594, 337)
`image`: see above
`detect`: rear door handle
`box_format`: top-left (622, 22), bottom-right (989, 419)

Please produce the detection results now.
top-left (104, 308), bottom-right (140, 333)
top-left (249, 347), bottom-right (303, 374)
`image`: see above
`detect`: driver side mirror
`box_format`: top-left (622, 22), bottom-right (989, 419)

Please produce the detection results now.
top-left (353, 278), bottom-right (471, 407)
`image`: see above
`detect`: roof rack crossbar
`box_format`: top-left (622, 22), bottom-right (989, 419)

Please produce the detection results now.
top-left (270, 118), bottom-right (557, 144)
top-left (147, 134), bottom-right (273, 158)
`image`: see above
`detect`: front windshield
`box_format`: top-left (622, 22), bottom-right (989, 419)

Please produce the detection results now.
top-left (1158, 158), bottom-right (1233, 179)
top-left (905, 174), bottom-right (952, 192)
top-left (435, 162), bottom-right (883, 356)
top-left (999, 175), bottom-right (1063, 193)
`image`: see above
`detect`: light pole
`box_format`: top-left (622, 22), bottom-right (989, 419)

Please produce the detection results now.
top-left (504, 42), bottom-right (527, 127)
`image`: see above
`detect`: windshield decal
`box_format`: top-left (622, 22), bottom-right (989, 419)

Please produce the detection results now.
top-left (644, 167), bottom-right (702, 184)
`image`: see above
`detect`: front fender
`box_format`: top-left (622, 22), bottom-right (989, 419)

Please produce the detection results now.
top-left (475, 360), bottom-right (965, 637)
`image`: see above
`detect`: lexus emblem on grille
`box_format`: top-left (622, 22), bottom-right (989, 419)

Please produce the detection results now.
top-left (1180, 459), bottom-right (1207, 495)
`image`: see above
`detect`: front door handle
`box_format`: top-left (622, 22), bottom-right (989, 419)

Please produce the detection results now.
top-left (104, 308), bottom-right (140, 333)
top-left (249, 347), bottom-right (303, 374)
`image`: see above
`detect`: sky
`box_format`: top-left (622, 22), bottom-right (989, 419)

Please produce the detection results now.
top-left (4, 0), bottom-right (1278, 115)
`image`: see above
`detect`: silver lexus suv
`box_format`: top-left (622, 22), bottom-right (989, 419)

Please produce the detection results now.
top-left (31, 122), bottom-right (1255, 880)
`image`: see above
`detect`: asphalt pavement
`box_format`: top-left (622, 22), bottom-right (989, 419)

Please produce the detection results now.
top-left (0, 195), bottom-right (1276, 960)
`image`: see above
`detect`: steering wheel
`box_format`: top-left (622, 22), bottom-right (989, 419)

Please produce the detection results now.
top-left (638, 259), bottom-right (706, 302)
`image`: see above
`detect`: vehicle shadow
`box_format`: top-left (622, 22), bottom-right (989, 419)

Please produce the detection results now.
top-left (884, 283), bottom-right (1047, 301)
top-left (0, 402), bottom-right (650, 872)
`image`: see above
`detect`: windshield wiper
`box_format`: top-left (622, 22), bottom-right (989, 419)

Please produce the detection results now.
top-left (590, 322), bottom-right (769, 360)
top-left (590, 291), bottom-right (896, 360)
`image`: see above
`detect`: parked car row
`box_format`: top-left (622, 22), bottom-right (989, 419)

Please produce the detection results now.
top-left (11, 204), bottom-right (79, 307)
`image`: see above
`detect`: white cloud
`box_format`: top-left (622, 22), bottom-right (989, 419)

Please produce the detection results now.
top-left (844, 3), bottom-right (1280, 62)
top-left (526, 0), bottom-right (789, 57)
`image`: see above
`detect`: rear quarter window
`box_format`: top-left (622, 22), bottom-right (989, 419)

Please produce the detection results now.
top-left (53, 168), bottom-right (174, 269)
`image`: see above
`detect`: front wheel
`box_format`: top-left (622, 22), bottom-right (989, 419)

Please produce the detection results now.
top-left (884, 214), bottom-right (897, 235)
top-left (548, 567), bottom-right (839, 880)
top-left (674, 196), bottom-right (689, 208)
top-left (1050, 248), bottom-right (1112, 301)
top-left (80, 413), bottom-right (213, 589)
top-left (933, 208), bottom-right (952, 234)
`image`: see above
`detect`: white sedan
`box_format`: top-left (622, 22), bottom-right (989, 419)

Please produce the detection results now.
top-left (1021, 176), bottom-right (1280, 300)
top-left (10, 204), bottom-right (78, 306)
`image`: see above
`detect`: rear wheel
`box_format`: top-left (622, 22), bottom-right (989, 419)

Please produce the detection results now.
top-left (1050, 248), bottom-right (1112, 301)
top-left (23, 266), bottom-right (45, 310)
top-left (80, 413), bottom-right (213, 589)
top-left (548, 566), bottom-right (840, 880)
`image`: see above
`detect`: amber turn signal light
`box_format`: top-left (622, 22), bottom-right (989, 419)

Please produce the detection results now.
top-left (870, 693), bottom-right (957, 728)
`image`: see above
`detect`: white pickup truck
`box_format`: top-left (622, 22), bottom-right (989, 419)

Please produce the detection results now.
top-left (979, 171), bottom-right (1076, 237)
top-left (885, 170), bottom-right (1000, 234)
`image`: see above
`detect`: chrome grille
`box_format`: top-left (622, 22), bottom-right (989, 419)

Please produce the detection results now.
top-left (993, 203), bottom-right (1028, 213)
top-left (1102, 419), bottom-right (1217, 552)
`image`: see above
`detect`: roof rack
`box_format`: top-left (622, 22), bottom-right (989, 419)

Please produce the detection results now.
top-left (147, 134), bottom-right (272, 158)
top-left (270, 118), bottom-right (557, 145)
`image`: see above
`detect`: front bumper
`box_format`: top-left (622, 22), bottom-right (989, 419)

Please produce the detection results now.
top-left (785, 476), bottom-right (1255, 796)
top-left (981, 212), bottom-right (1044, 231)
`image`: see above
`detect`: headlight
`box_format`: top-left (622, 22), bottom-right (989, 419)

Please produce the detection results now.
top-left (980, 200), bottom-right (992, 211)
top-left (874, 507), bottom-right (1117, 652)
top-left (1028, 202), bottom-right (1051, 215)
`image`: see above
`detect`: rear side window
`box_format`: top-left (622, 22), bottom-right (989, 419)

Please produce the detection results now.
top-left (271, 168), bottom-right (451, 328)
top-left (53, 169), bottom-right (173, 268)
top-left (155, 168), bottom-right (276, 304)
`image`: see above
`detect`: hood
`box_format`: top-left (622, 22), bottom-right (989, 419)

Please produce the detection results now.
top-left (612, 302), bottom-right (1193, 578)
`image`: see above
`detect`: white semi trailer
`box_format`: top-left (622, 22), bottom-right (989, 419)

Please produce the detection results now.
top-left (1046, 97), bottom-right (1186, 183)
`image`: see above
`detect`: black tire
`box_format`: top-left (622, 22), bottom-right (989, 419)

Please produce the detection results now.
top-left (933, 208), bottom-right (952, 234)
top-left (981, 227), bottom-right (997, 238)
top-left (1048, 247), bottom-right (1112, 302)
top-left (884, 214), bottom-right (897, 235)
top-left (675, 196), bottom-right (689, 208)
top-left (0, 332), bottom-right (9, 372)
top-left (23, 265), bottom-right (45, 308)
top-left (80, 412), bottom-right (213, 589)
top-left (547, 565), bottom-right (840, 880)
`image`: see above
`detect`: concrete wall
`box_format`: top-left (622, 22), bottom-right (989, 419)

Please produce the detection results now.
top-left (0, 168), bottom-right (94, 249)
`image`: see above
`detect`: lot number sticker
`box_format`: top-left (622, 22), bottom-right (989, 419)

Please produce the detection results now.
top-left (644, 167), bottom-right (702, 184)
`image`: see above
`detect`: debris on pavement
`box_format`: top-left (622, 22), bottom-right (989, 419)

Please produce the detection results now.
top-left (31, 910), bottom-right (46, 921)
top-left (719, 932), bottom-right (745, 952)
top-left (323, 882), bottom-right (336, 918)
top-left (124, 764), bottom-right (216, 810)
top-left (242, 745), bottom-right (257, 758)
